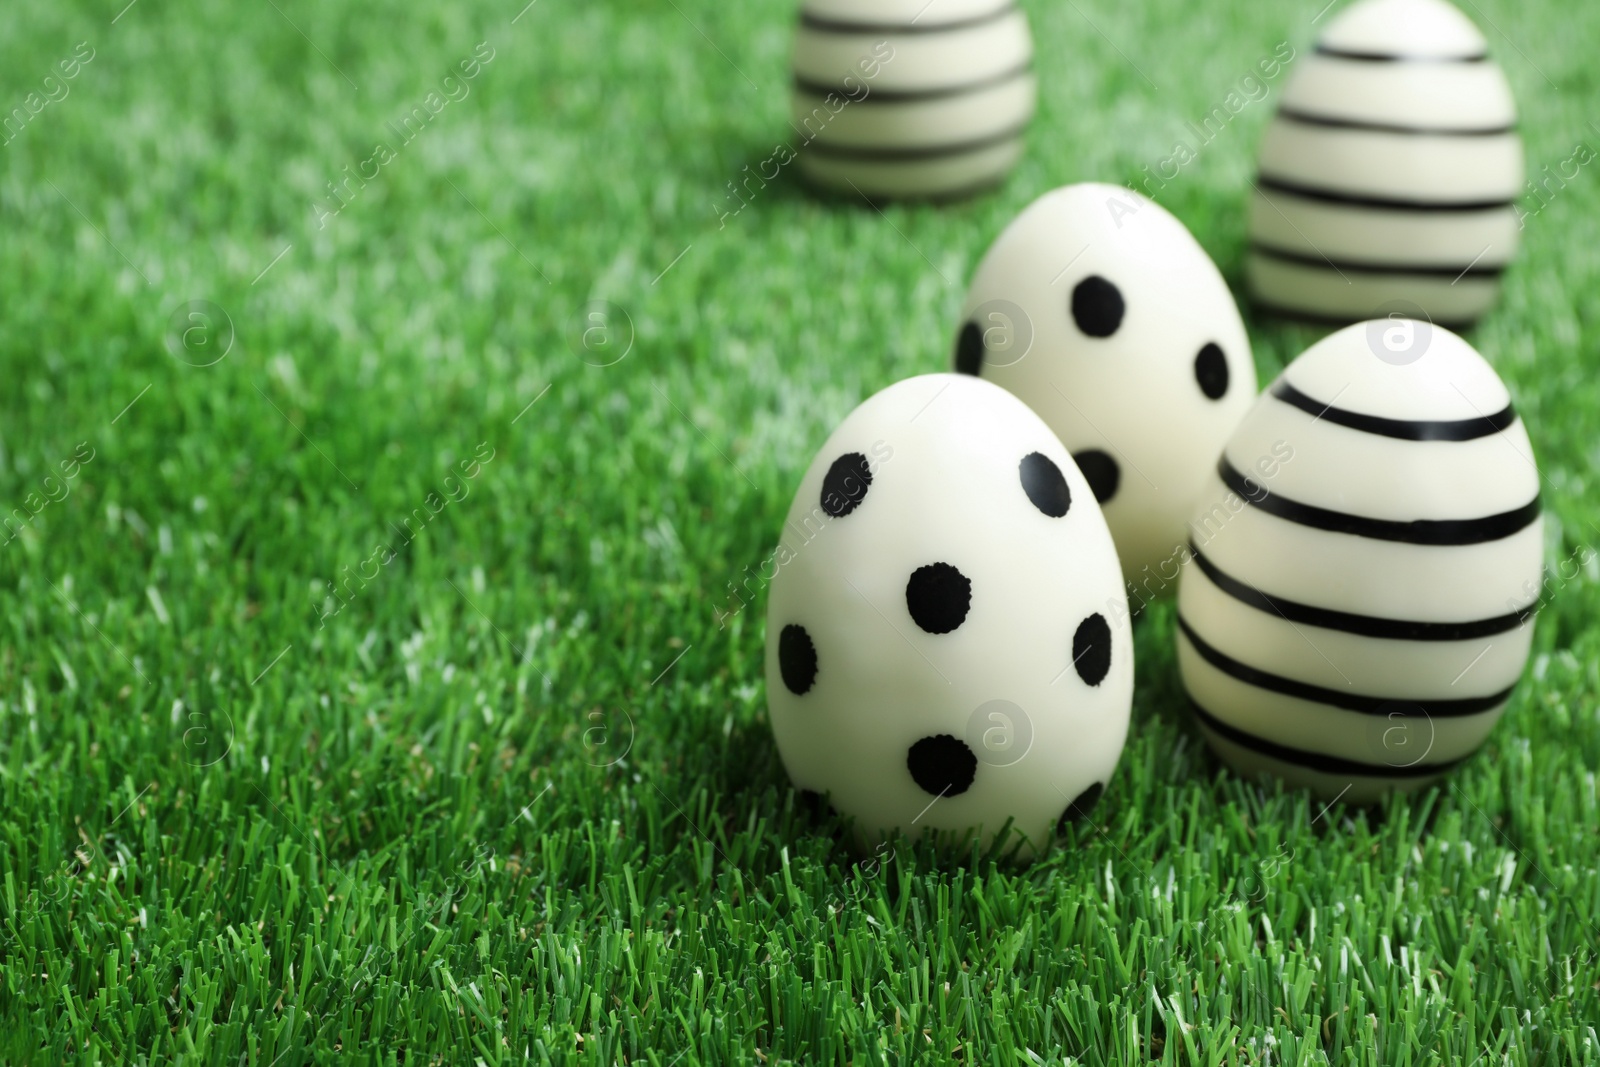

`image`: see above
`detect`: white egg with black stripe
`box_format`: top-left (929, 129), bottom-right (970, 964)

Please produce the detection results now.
top-left (1175, 321), bottom-right (1541, 802)
top-left (791, 0), bottom-right (1035, 199)
top-left (1247, 0), bottom-right (1523, 327)
top-left (954, 183), bottom-right (1258, 591)
top-left (765, 374), bottom-right (1131, 857)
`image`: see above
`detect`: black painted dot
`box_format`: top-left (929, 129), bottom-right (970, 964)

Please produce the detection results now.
top-left (778, 624), bottom-right (818, 695)
top-left (821, 452), bottom-right (872, 518)
top-left (1072, 449), bottom-right (1121, 504)
top-left (1070, 275), bottom-right (1125, 338)
top-left (906, 734), bottom-right (978, 797)
top-left (954, 321), bottom-right (984, 376)
top-left (1055, 782), bottom-right (1104, 836)
top-left (1072, 613), bottom-right (1112, 687)
top-left (1194, 342), bottom-right (1230, 400)
top-left (905, 563), bottom-right (971, 634)
top-left (1019, 452), bottom-right (1071, 518)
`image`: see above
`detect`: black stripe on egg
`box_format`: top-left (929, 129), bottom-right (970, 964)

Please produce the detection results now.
top-left (1218, 456), bottom-right (1540, 545)
top-left (1177, 616), bottom-right (1513, 717)
top-left (1276, 107), bottom-right (1517, 137)
top-left (1256, 175), bottom-right (1515, 213)
top-left (1268, 379), bottom-right (1517, 440)
top-left (1187, 542), bottom-right (1533, 641)
top-left (1313, 43), bottom-right (1489, 63)
top-left (1250, 242), bottom-right (1508, 280)
top-left (793, 61), bottom-right (1032, 103)
top-left (1187, 698), bottom-right (1472, 779)
top-left (799, 3), bottom-right (1019, 35)
top-left (802, 122), bottom-right (1030, 163)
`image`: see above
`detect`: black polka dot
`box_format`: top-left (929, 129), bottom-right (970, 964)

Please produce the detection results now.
top-left (1055, 782), bottom-right (1104, 835)
top-left (1194, 342), bottom-right (1230, 400)
top-left (778, 624), bottom-right (817, 695)
top-left (954, 321), bottom-right (984, 376)
top-left (821, 452), bottom-right (872, 518)
top-left (1019, 452), bottom-right (1070, 518)
top-left (906, 734), bottom-right (978, 797)
top-left (1072, 614), bottom-right (1112, 687)
top-left (1071, 276), bottom-right (1125, 338)
top-left (1072, 449), bottom-right (1121, 504)
top-left (905, 563), bottom-right (971, 634)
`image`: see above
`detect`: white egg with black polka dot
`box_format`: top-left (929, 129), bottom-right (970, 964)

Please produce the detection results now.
top-left (954, 183), bottom-right (1258, 600)
top-left (765, 373), bottom-right (1132, 858)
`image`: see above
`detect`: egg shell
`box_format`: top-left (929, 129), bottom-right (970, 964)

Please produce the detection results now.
top-left (765, 374), bottom-right (1132, 857)
top-left (1247, 0), bottom-right (1523, 326)
top-left (791, 0), bottom-right (1035, 200)
top-left (1175, 321), bottom-right (1542, 802)
top-left (955, 183), bottom-right (1258, 590)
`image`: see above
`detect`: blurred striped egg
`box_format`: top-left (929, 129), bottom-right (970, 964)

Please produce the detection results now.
top-left (1176, 320), bottom-right (1541, 802)
top-left (791, 0), bottom-right (1035, 200)
top-left (1247, 0), bottom-right (1523, 327)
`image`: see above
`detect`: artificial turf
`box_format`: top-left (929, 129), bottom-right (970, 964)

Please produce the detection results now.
top-left (2, 0), bottom-right (1598, 1062)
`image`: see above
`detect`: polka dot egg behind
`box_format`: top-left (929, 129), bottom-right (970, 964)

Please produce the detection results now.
top-left (954, 183), bottom-right (1257, 594)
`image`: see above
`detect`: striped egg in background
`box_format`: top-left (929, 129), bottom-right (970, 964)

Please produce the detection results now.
top-left (1175, 321), bottom-right (1542, 802)
top-left (1247, 0), bottom-right (1523, 327)
top-left (791, 0), bottom-right (1035, 200)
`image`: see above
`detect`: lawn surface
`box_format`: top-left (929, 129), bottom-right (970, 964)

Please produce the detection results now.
top-left (2, 0), bottom-right (1598, 1063)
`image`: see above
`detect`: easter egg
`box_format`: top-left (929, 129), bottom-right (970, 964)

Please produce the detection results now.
top-left (1175, 320), bottom-right (1541, 801)
top-left (791, 0), bottom-right (1035, 200)
top-left (765, 374), bottom-right (1131, 855)
top-left (954, 183), bottom-right (1258, 594)
top-left (1247, 0), bottom-right (1523, 327)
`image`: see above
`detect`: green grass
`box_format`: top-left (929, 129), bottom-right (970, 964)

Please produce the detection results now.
top-left (2, 0), bottom-right (1598, 1062)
